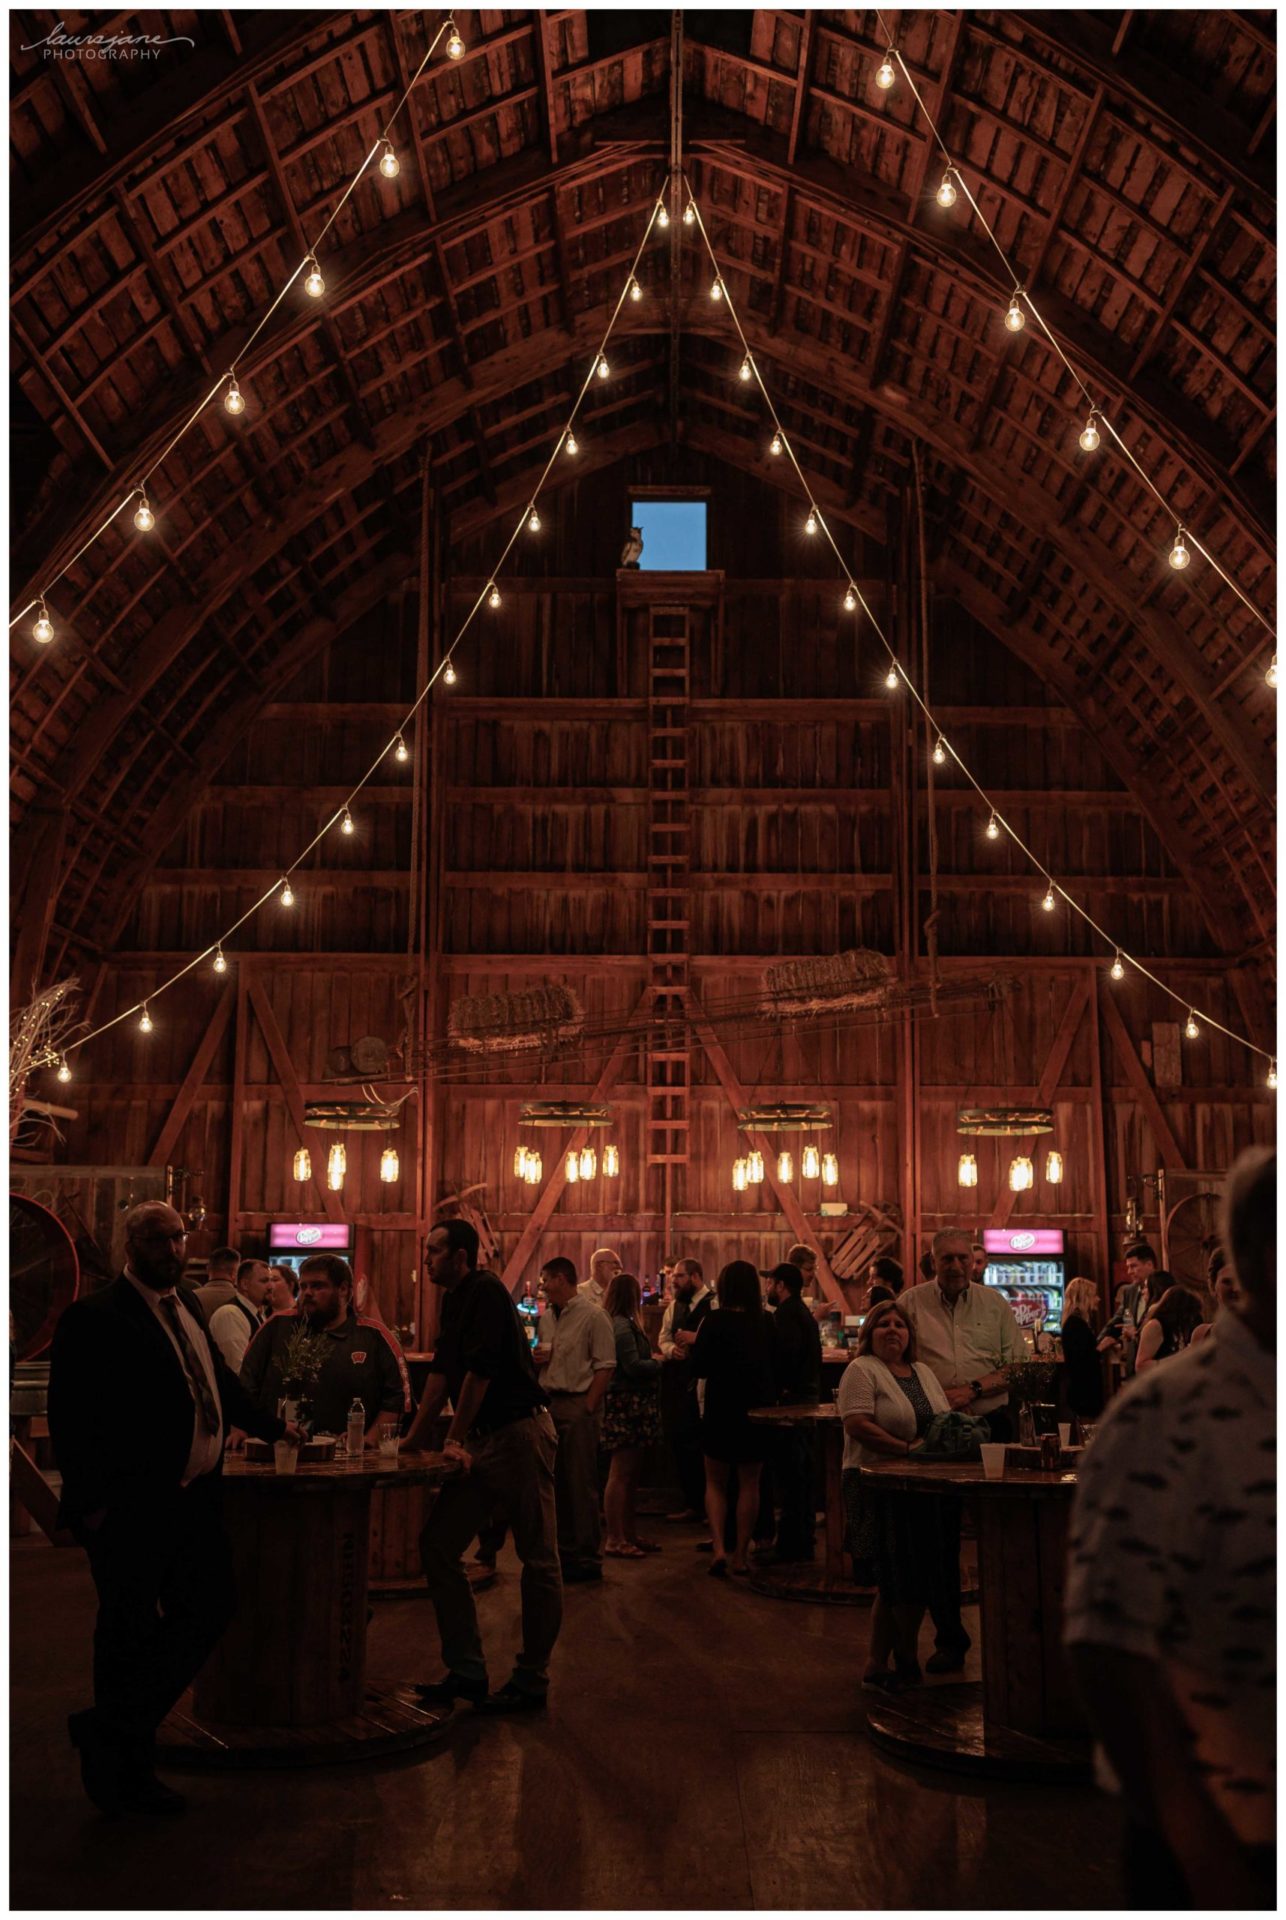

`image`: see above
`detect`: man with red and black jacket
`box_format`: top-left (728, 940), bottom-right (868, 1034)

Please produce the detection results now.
top-left (238, 1253), bottom-right (411, 1440)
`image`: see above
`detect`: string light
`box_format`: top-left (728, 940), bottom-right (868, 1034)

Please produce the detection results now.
top-left (935, 171), bottom-right (957, 208)
top-left (739, 356), bottom-right (752, 381)
top-left (379, 1146), bottom-right (399, 1183)
top-left (932, 736), bottom-right (947, 766)
top-left (1169, 527), bottom-right (1191, 571)
top-left (340, 807), bottom-right (354, 835)
top-left (133, 491), bottom-right (154, 532)
top-left (379, 141), bottom-right (400, 179)
top-left (1184, 1010), bottom-right (1200, 1040)
top-left (683, 202), bottom-right (695, 225)
top-left (1045, 1150), bottom-right (1064, 1184)
top-left (885, 664), bottom-right (899, 689)
top-left (293, 1147), bottom-right (311, 1182)
top-left (597, 354), bottom-right (610, 379)
top-left (710, 278), bottom-right (724, 301)
top-left (280, 878), bottom-right (294, 906)
top-left (876, 50), bottom-right (896, 89)
top-left (769, 432), bottom-right (783, 456)
top-left (1110, 952), bottom-right (1125, 981)
top-left (1268, 1060), bottom-right (1278, 1091)
top-left (33, 601), bottom-right (54, 645)
top-left (957, 1153), bottom-right (978, 1188)
top-left (1268, 655), bottom-right (1278, 689)
top-left (528, 506), bottom-right (541, 532)
top-left (1041, 882), bottom-right (1057, 912)
top-left (303, 256), bottom-right (325, 298)
top-left (138, 1003), bottom-right (153, 1034)
top-left (213, 946), bottom-right (227, 973)
top-left (487, 583), bottom-right (502, 608)
top-left (443, 658), bottom-right (457, 685)
top-left (445, 22), bottom-right (465, 59)
top-left (393, 733), bottom-right (409, 762)
top-left (986, 812), bottom-right (1000, 840)
top-left (224, 374), bottom-right (245, 416)
top-left (1005, 289), bottom-right (1026, 332)
top-left (628, 276), bottom-right (642, 302)
top-left (56, 1057), bottom-right (72, 1084)
top-left (657, 203), bottom-right (670, 229)
top-left (565, 430), bottom-right (578, 455)
top-left (804, 507), bottom-right (818, 535)
top-left (1079, 413), bottom-right (1100, 452)
top-left (844, 585), bottom-right (857, 611)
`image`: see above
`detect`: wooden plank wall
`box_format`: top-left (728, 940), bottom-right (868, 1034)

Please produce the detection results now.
top-left (49, 456), bottom-right (1274, 1318)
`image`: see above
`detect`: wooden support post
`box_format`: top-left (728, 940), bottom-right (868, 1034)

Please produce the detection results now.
top-left (245, 975), bottom-right (345, 1223)
top-left (148, 983), bottom-right (234, 1165)
top-left (1098, 989), bottom-right (1188, 1171)
top-left (988, 977), bottom-right (1091, 1229)
top-left (1086, 966), bottom-right (1112, 1300)
top-left (227, 970), bottom-right (249, 1242)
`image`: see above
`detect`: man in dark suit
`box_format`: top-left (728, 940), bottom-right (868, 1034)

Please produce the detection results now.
top-left (48, 1201), bottom-right (286, 1816)
top-left (760, 1262), bottom-right (824, 1563)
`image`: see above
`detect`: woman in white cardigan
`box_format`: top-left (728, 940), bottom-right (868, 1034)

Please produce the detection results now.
top-left (836, 1299), bottom-right (951, 1693)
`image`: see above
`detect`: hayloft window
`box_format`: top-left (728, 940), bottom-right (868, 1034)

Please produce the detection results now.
top-left (629, 497), bottom-right (708, 570)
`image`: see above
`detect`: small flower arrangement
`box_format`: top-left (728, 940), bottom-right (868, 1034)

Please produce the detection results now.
top-left (279, 1322), bottom-right (328, 1398)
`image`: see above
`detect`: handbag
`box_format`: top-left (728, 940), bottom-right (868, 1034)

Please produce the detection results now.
top-left (914, 1411), bottom-right (991, 1460)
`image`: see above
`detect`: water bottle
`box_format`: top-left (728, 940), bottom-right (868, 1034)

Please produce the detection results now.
top-left (347, 1398), bottom-right (366, 1463)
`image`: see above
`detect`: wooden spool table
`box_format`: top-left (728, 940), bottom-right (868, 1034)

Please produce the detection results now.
top-left (745, 1403), bottom-right (875, 1605)
top-left (857, 1456), bottom-right (1090, 1781)
top-left (158, 1451), bottom-right (461, 1769)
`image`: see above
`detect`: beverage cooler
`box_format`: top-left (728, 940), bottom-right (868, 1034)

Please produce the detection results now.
top-left (981, 1227), bottom-right (1065, 1331)
top-left (266, 1219), bottom-right (356, 1278)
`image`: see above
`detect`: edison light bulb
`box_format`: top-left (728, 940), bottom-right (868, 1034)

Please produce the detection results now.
top-left (603, 1144), bottom-right (619, 1177)
top-left (1268, 1060), bottom-right (1278, 1091)
top-left (710, 278), bottom-right (723, 301)
top-left (565, 430), bottom-right (578, 455)
top-left (957, 1154), bottom-right (978, 1188)
top-left (528, 507), bottom-right (541, 532)
top-left (1110, 953), bottom-right (1125, 981)
top-left (1267, 654), bottom-right (1278, 689)
top-left (578, 1146), bottom-right (596, 1180)
top-left (379, 1146), bottom-right (399, 1183)
top-left (527, 1152), bottom-right (542, 1183)
top-left (769, 431), bottom-right (783, 456)
top-left (657, 203), bottom-right (670, 229)
top-left (804, 507), bottom-right (818, 535)
top-left (802, 1144), bottom-right (820, 1180)
top-left (1008, 1155), bottom-right (1033, 1192)
top-left (986, 812), bottom-right (1000, 840)
top-left (1184, 1010), bottom-right (1199, 1039)
top-left (1005, 291), bottom-right (1025, 332)
top-left (394, 733), bottom-right (408, 762)
top-left (885, 664), bottom-right (899, 689)
top-left (1041, 883), bottom-right (1056, 912)
top-left (134, 493), bottom-right (154, 532)
top-left (932, 737), bottom-right (947, 766)
top-left (33, 601), bottom-right (54, 645)
top-left (876, 52), bottom-right (895, 89)
top-left (488, 583), bottom-right (501, 608)
top-left (380, 142), bottom-right (400, 178)
top-left (293, 1148), bottom-right (311, 1182)
top-left (821, 1152), bottom-right (838, 1187)
top-left (213, 947), bottom-right (227, 973)
top-left (776, 1150), bottom-right (794, 1182)
top-left (446, 24), bottom-right (465, 58)
top-left (327, 1142), bottom-right (346, 1191)
top-left (280, 878), bottom-right (295, 906)
top-left (514, 1145), bottom-right (528, 1179)
top-left (683, 202), bottom-right (695, 225)
top-left (732, 1158), bottom-right (748, 1193)
top-left (1169, 527), bottom-right (1190, 570)
top-left (139, 1004), bottom-right (153, 1034)
top-left (597, 354), bottom-right (610, 379)
top-left (443, 658), bottom-right (457, 684)
top-left (936, 172), bottom-right (956, 208)
top-left (565, 1151), bottom-right (579, 1185)
top-left (304, 256), bottom-right (325, 298)
top-left (1045, 1150), bottom-right (1064, 1184)
top-left (1079, 414), bottom-right (1100, 452)
top-left (629, 277), bottom-right (642, 302)
top-left (739, 356), bottom-right (752, 381)
top-left (844, 585), bottom-right (857, 611)
top-left (224, 375), bottom-right (245, 415)
top-left (340, 807), bottom-right (354, 834)
top-left (57, 1057), bottom-right (72, 1084)
top-left (748, 1150), bottom-right (764, 1185)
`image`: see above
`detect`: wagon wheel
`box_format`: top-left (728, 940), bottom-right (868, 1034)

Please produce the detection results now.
top-left (9, 1194), bottom-right (81, 1360)
top-left (1164, 1192), bottom-right (1221, 1290)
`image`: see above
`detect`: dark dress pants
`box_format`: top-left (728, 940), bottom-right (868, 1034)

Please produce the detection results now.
top-left (662, 1370), bottom-right (707, 1515)
top-left (927, 1495), bottom-right (971, 1654)
top-left (772, 1425), bottom-right (817, 1559)
top-left (82, 1472), bottom-right (236, 1745)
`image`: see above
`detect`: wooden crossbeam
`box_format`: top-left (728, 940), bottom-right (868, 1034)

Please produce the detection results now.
top-left (988, 976), bottom-right (1092, 1229)
top-left (1098, 985), bottom-right (1189, 1171)
top-left (245, 975), bottom-right (345, 1222)
top-left (148, 983), bottom-right (235, 1166)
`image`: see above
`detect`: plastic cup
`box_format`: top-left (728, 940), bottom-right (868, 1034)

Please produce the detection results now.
top-left (274, 1440), bottom-right (299, 1475)
top-left (980, 1443), bottom-right (1008, 1480)
top-left (1058, 1423), bottom-right (1072, 1450)
top-left (378, 1433), bottom-right (401, 1460)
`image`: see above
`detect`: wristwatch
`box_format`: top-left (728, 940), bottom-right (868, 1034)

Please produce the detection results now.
top-left (968, 1379), bottom-right (983, 1399)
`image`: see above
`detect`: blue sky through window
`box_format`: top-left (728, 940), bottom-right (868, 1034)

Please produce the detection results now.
top-left (631, 500), bottom-right (707, 570)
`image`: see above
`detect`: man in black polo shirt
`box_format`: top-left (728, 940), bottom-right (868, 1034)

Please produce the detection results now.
top-left (404, 1219), bottom-right (560, 1713)
top-left (239, 1254), bottom-right (410, 1439)
top-left (761, 1261), bottom-right (823, 1563)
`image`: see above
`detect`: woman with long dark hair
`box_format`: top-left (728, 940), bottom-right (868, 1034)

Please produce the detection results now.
top-left (601, 1271), bottom-right (661, 1557)
top-left (690, 1261), bottom-right (775, 1578)
top-left (1135, 1284), bottom-right (1204, 1371)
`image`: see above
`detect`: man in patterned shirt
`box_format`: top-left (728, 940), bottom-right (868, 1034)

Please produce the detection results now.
top-left (1064, 1146), bottom-right (1275, 1910)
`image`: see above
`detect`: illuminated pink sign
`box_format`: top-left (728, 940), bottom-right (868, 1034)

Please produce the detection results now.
top-left (268, 1221), bottom-right (354, 1250)
top-left (983, 1228), bottom-right (1064, 1255)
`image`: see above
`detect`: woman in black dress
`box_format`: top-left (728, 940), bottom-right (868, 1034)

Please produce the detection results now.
top-left (691, 1260), bottom-right (776, 1578)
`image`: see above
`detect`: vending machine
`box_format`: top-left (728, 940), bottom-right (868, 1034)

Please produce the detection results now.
top-left (266, 1219), bottom-right (356, 1278)
top-left (981, 1227), bottom-right (1066, 1331)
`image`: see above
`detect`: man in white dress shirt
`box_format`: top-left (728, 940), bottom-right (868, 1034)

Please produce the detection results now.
top-left (206, 1259), bottom-right (271, 1371)
top-left (538, 1258), bottom-right (615, 1581)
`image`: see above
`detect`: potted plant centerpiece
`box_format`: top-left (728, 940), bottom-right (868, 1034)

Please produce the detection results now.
top-left (277, 1320), bottom-right (328, 1434)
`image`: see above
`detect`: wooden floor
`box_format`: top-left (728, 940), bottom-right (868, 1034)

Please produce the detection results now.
top-left (11, 1525), bottom-right (1124, 1910)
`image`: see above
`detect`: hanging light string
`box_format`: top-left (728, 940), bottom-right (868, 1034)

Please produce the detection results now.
top-left (686, 188), bottom-right (1274, 1077)
top-left (10, 12), bottom-right (463, 637)
top-left (55, 174), bottom-right (673, 1064)
top-left (872, 15), bottom-right (1276, 676)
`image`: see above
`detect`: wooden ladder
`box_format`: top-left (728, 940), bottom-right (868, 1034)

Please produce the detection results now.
top-left (646, 608), bottom-right (692, 1204)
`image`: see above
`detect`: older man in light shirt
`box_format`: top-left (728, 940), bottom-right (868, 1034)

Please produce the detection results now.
top-left (899, 1227), bottom-right (1022, 1673)
top-left (538, 1257), bottom-right (615, 1582)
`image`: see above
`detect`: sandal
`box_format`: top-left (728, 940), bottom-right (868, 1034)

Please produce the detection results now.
top-left (604, 1542), bottom-right (646, 1559)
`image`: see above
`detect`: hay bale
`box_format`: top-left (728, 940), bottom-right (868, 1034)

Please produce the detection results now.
top-left (761, 949), bottom-right (892, 1016)
top-left (448, 985), bottom-right (585, 1054)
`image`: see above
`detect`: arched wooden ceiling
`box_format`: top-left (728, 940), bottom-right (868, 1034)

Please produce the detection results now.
top-left (9, 7), bottom-right (1277, 972)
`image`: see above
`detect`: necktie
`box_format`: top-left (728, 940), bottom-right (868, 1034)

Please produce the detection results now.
top-left (159, 1295), bottom-right (221, 1435)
